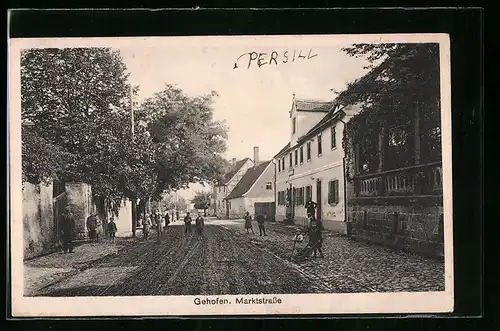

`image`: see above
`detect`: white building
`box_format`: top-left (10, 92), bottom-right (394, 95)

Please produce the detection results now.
top-left (224, 155), bottom-right (275, 219)
top-left (274, 95), bottom-right (361, 234)
top-left (213, 157), bottom-right (254, 218)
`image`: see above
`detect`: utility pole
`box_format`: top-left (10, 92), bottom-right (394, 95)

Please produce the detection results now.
top-left (130, 84), bottom-right (137, 238)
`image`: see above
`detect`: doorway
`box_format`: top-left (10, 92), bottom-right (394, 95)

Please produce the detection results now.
top-left (316, 179), bottom-right (322, 221)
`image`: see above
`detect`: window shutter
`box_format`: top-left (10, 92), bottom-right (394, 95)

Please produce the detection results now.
top-left (334, 180), bottom-right (339, 204)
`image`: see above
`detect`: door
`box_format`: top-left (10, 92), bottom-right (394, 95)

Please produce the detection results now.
top-left (286, 184), bottom-right (294, 219)
top-left (225, 200), bottom-right (230, 218)
top-left (255, 202), bottom-right (276, 221)
top-left (316, 180), bottom-right (322, 221)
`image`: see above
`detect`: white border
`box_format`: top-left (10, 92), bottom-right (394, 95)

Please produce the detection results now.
top-left (9, 34), bottom-right (453, 317)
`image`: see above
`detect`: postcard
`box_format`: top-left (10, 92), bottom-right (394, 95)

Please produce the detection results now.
top-left (9, 33), bottom-right (453, 316)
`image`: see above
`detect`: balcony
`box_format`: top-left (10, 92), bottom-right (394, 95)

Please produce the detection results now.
top-left (353, 161), bottom-right (442, 197)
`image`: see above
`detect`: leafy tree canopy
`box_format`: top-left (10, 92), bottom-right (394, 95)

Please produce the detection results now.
top-left (137, 84), bottom-right (229, 197)
top-left (340, 43), bottom-right (442, 172)
top-left (191, 191), bottom-right (212, 210)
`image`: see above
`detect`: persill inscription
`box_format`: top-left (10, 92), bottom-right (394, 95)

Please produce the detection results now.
top-left (233, 49), bottom-right (318, 69)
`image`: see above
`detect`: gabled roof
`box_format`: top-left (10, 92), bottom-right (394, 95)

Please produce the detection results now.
top-left (217, 158), bottom-right (251, 186)
top-left (294, 98), bottom-right (334, 113)
top-left (273, 142), bottom-right (291, 158)
top-left (224, 161), bottom-right (272, 200)
top-left (297, 106), bottom-right (346, 144)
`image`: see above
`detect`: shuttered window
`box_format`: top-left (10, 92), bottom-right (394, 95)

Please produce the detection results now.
top-left (328, 179), bottom-right (340, 205)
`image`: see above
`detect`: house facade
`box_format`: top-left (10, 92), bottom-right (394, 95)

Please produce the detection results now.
top-left (213, 157), bottom-right (254, 218)
top-left (274, 95), bottom-right (361, 234)
top-left (224, 158), bottom-right (275, 219)
top-left (342, 55), bottom-right (444, 258)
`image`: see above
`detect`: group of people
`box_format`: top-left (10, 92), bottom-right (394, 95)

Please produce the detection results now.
top-left (59, 208), bottom-right (119, 254)
top-left (278, 198), bottom-right (325, 259)
top-left (292, 213), bottom-right (324, 259)
top-left (139, 210), bottom-right (205, 240)
top-left (182, 212), bottom-right (205, 237)
top-left (140, 211), bottom-right (171, 240)
top-left (85, 212), bottom-right (118, 244)
top-left (244, 211), bottom-right (268, 236)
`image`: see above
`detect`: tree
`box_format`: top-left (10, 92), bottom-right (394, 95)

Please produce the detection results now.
top-left (21, 48), bottom-right (157, 206)
top-left (191, 191), bottom-right (212, 216)
top-left (21, 124), bottom-right (75, 185)
top-left (340, 43), bottom-right (442, 171)
top-left (137, 84), bottom-right (229, 197)
top-left (176, 196), bottom-right (188, 212)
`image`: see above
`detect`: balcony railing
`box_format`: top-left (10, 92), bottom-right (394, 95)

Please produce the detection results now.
top-left (353, 161), bottom-right (442, 197)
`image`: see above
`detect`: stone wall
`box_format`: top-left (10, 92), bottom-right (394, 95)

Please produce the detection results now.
top-left (114, 199), bottom-right (132, 237)
top-left (65, 182), bottom-right (94, 240)
top-left (347, 196), bottom-right (444, 258)
top-left (23, 181), bottom-right (55, 259)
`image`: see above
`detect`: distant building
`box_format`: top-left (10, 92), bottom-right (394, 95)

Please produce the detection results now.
top-left (224, 147), bottom-right (275, 219)
top-left (273, 95), bottom-right (361, 234)
top-left (213, 157), bottom-right (254, 218)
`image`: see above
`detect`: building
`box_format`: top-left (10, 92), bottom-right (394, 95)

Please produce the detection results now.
top-left (213, 157), bottom-right (254, 218)
top-left (273, 95), bottom-right (361, 234)
top-left (342, 61), bottom-right (444, 258)
top-left (224, 147), bottom-right (275, 219)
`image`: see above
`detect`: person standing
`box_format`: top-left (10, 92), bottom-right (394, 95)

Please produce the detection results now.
top-left (107, 216), bottom-right (117, 243)
top-left (305, 198), bottom-right (317, 219)
top-left (184, 212), bottom-right (193, 235)
top-left (256, 212), bottom-right (267, 236)
top-left (308, 220), bottom-right (324, 258)
top-left (61, 206), bottom-right (76, 253)
top-left (154, 212), bottom-right (163, 239)
top-left (143, 214), bottom-right (151, 240)
top-left (244, 212), bottom-right (254, 234)
top-left (164, 211), bottom-right (170, 233)
top-left (195, 213), bottom-right (205, 236)
top-left (86, 212), bottom-right (98, 244)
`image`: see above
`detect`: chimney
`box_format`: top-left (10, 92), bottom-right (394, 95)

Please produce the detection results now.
top-left (231, 158), bottom-right (236, 166)
top-left (253, 146), bottom-right (259, 165)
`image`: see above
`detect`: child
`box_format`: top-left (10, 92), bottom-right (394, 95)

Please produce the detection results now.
top-left (244, 212), bottom-right (254, 234)
top-left (143, 214), bottom-right (151, 240)
top-left (107, 217), bottom-right (117, 243)
top-left (195, 213), bottom-right (205, 236)
top-left (308, 220), bottom-right (324, 258)
top-left (293, 228), bottom-right (304, 243)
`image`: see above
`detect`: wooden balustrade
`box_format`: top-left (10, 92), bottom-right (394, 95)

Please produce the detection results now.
top-left (354, 161), bottom-right (442, 197)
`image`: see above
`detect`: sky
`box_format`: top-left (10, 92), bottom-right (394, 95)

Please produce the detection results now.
top-left (116, 36), bottom-right (371, 198)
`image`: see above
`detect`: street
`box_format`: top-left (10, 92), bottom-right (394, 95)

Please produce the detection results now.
top-left (29, 218), bottom-right (445, 297)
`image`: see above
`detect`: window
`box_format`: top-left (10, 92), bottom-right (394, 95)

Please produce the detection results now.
top-left (307, 142), bottom-right (311, 160)
top-left (278, 191), bottom-right (286, 205)
top-left (299, 146), bottom-right (304, 164)
top-left (292, 188), bottom-right (296, 205)
top-left (278, 159), bottom-right (281, 172)
top-left (317, 134), bottom-right (323, 156)
top-left (266, 182), bottom-right (272, 190)
top-left (389, 126), bottom-right (407, 146)
top-left (294, 149), bottom-right (298, 166)
top-left (328, 179), bottom-right (340, 205)
top-left (331, 126), bottom-right (336, 149)
top-left (305, 185), bottom-right (312, 202)
top-left (289, 153), bottom-right (293, 167)
top-left (292, 117), bottom-right (296, 134)
top-left (296, 187), bottom-right (304, 206)
top-left (282, 157), bottom-right (285, 170)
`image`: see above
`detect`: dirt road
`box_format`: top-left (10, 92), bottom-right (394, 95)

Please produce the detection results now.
top-left (36, 222), bottom-right (325, 296)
